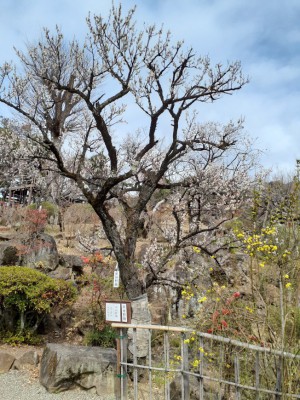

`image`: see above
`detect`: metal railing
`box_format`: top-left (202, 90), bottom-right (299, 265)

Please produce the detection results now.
top-left (112, 323), bottom-right (300, 400)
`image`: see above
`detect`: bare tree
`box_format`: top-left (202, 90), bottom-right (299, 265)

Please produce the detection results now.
top-left (0, 4), bottom-right (252, 300)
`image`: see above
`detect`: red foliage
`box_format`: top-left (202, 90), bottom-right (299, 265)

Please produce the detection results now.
top-left (81, 252), bottom-right (104, 272)
top-left (24, 209), bottom-right (48, 234)
top-left (208, 291), bottom-right (242, 336)
top-left (212, 310), bottom-right (219, 324)
top-left (93, 279), bottom-right (101, 292)
top-left (221, 319), bottom-right (228, 328)
top-left (222, 308), bottom-right (231, 315)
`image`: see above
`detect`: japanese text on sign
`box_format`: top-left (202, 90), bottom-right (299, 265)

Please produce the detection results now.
top-left (105, 301), bottom-right (131, 323)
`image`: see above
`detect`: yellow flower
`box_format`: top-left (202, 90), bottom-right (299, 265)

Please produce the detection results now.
top-left (193, 246), bottom-right (201, 254)
top-left (198, 347), bottom-right (205, 353)
top-left (184, 339), bottom-right (190, 344)
top-left (285, 282), bottom-right (292, 289)
top-left (192, 359), bottom-right (200, 368)
top-left (198, 296), bottom-right (207, 303)
top-left (259, 262), bottom-right (265, 268)
top-left (182, 314), bottom-right (186, 319)
top-left (284, 274), bottom-right (289, 279)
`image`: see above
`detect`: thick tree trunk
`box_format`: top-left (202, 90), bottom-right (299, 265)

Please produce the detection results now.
top-left (20, 310), bottom-right (25, 333)
top-left (93, 202), bottom-right (145, 299)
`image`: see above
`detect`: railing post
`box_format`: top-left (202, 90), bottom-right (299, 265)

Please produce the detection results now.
top-left (181, 332), bottom-right (190, 400)
top-left (164, 331), bottom-right (170, 400)
top-left (255, 351), bottom-right (260, 400)
top-left (234, 354), bottom-right (241, 400)
top-left (199, 336), bottom-right (204, 400)
top-left (116, 330), bottom-right (121, 400)
top-left (121, 328), bottom-right (128, 400)
top-left (148, 328), bottom-right (152, 400)
top-left (133, 327), bottom-right (138, 400)
top-left (275, 355), bottom-right (283, 400)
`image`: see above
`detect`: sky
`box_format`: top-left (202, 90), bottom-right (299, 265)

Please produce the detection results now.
top-left (0, 0), bottom-right (300, 174)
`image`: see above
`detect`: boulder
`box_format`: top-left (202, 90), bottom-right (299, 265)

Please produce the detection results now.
top-left (0, 352), bottom-right (15, 373)
top-left (12, 350), bottom-right (40, 370)
top-left (49, 266), bottom-right (72, 280)
top-left (0, 233), bottom-right (59, 271)
top-left (59, 254), bottom-right (83, 271)
top-left (50, 254), bottom-right (84, 280)
top-left (40, 343), bottom-right (117, 396)
top-left (22, 233), bottom-right (59, 271)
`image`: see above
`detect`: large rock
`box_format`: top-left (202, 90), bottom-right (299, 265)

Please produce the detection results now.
top-left (40, 343), bottom-right (117, 396)
top-left (59, 254), bottom-right (83, 272)
top-left (128, 294), bottom-right (152, 358)
top-left (49, 265), bottom-right (72, 280)
top-left (49, 254), bottom-right (84, 280)
top-left (0, 352), bottom-right (15, 373)
top-left (12, 350), bottom-right (40, 370)
top-left (22, 233), bottom-right (59, 271)
top-left (0, 233), bottom-right (59, 271)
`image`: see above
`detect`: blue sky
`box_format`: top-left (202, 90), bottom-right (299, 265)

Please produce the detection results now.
top-left (0, 0), bottom-right (300, 174)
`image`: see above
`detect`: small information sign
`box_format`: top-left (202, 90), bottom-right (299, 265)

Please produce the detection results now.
top-left (113, 269), bottom-right (120, 288)
top-left (105, 300), bottom-right (131, 323)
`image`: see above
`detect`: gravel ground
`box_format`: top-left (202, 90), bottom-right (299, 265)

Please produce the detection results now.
top-left (0, 370), bottom-right (116, 400)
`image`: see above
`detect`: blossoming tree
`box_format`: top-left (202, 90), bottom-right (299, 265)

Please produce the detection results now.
top-left (0, 4), bottom-right (253, 301)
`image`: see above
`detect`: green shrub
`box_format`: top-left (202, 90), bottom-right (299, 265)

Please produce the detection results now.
top-left (84, 325), bottom-right (116, 347)
top-left (0, 266), bottom-right (77, 338)
top-left (0, 330), bottom-right (42, 345)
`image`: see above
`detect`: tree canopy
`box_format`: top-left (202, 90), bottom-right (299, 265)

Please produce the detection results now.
top-left (0, 4), bottom-right (254, 299)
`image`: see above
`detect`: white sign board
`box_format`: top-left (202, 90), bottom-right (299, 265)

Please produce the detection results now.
top-left (105, 301), bottom-right (131, 323)
top-left (113, 270), bottom-right (120, 288)
top-left (121, 303), bottom-right (127, 323)
top-left (106, 303), bottom-right (121, 322)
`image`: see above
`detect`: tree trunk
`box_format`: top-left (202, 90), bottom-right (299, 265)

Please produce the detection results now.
top-left (94, 202), bottom-right (145, 299)
top-left (19, 310), bottom-right (25, 333)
